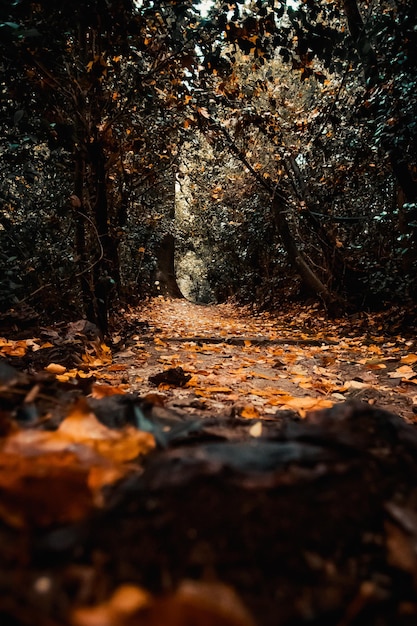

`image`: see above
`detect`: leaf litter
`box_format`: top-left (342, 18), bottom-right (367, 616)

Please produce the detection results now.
top-left (115, 298), bottom-right (417, 421)
top-left (2, 298), bottom-right (417, 625)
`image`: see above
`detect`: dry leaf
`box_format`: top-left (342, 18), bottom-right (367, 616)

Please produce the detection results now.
top-left (240, 405), bottom-right (260, 419)
top-left (45, 363), bottom-right (67, 375)
top-left (0, 339), bottom-right (27, 357)
top-left (389, 365), bottom-right (416, 380)
top-left (401, 354), bottom-right (417, 365)
top-left (92, 384), bottom-right (127, 398)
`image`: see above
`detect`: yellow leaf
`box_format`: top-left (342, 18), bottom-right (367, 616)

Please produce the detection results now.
top-left (0, 339), bottom-right (27, 357)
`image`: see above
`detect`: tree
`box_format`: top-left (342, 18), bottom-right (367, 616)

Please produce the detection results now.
top-left (2, 0), bottom-right (416, 319)
top-left (174, 0), bottom-right (417, 308)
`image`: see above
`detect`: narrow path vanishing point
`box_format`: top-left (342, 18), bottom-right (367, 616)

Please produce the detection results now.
top-left (112, 298), bottom-right (417, 421)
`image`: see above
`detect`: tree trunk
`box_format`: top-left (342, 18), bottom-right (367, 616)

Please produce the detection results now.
top-left (74, 147), bottom-right (96, 323)
top-left (89, 137), bottom-right (121, 334)
top-left (156, 233), bottom-right (184, 298)
top-left (272, 195), bottom-right (341, 311)
top-left (284, 156), bottom-right (364, 298)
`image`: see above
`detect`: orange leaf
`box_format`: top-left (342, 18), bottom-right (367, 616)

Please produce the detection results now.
top-left (185, 375), bottom-right (200, 387)
top-left (0, 450), bottom-right (94, 528)
top-left (45, 363), bottom-right (67, 375)
top-left (389, 365), bottom-right (416, 379)
top-left (283, 396), bottom-right (333, 411)
top-left (401, 354), bottom-right (417, 365)
top-left (240, 405), bottom-right (260, 419)
top-left (107, 364), bottom-right (128, 372)
top-left (248, 371), bottom-right (279, 381)
top-left (207, 386), bottom-right (233, 394)
top-left (91, 384), bottom-right (127, 398)
top-left (0, 338), bottom-right (27, 357)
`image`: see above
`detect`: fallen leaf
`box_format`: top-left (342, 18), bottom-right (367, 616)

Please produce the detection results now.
top-left (91, 384), bottom-right (127, 398)
top-left (240, 405), bottom-right (261, 419)
top-left (0, 450), bottom-right (94, 528)
top-left (0, 339), bottom-right (27, 357)
top-left (206, 386), bottom-right (233, 394)
top-left (389, 365), bottom-right (416, 380)
top-left (401, 354), bottom-right (417, 365)
top-left (45, 363), bottom-right (67, 375)
top-left (57, 400), bottom-right (155, 463)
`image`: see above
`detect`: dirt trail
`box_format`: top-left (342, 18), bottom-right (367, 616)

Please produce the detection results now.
top-left (112, 297), bottom-right (417, 421)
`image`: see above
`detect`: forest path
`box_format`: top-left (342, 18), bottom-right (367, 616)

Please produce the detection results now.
top-left (111, 297), bottom-right (417, 421)
top-left (2, 299), bottom-right (417, 626)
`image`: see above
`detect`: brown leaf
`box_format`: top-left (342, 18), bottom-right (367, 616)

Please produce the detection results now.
top-left (0, 450), bottom-right (94, 527)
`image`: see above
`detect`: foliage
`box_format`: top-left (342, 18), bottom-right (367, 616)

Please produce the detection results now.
top-left (0, 0), bottom-right (201, 324)
top-left (1, 0), bottom-right (417, 320)
top-left (172, 0), bottom-right (417, 308)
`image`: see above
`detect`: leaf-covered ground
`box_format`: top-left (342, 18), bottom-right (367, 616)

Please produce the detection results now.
top-left (114, 298), bottom-right (417, 421)
top-left (2, 298), bottom-right (417, 626)
top-left (3, 298), bottom-right (416, 422)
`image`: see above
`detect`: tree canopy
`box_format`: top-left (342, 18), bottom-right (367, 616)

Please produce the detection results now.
top-left (1, 0), bottom-right (416, 328)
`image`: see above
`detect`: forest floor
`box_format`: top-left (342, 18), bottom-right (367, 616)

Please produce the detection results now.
top-left (116, 297), bottom-right (417, 422)
top-left (2, 298), bottom-right (417, 626)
